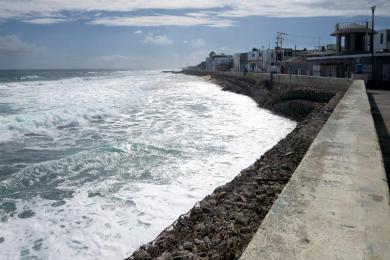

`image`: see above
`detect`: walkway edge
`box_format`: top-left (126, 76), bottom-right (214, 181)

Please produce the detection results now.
top-left (240, 80), bottom-right (390, 260)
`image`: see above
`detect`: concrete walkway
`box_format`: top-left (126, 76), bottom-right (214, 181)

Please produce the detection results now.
top-left (240, 80), bottom-right (390, 260)
top-left (368, 89), bottom-right (390, 186)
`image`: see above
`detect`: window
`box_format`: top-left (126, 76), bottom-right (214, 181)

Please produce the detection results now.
top-left (380, 33), bottom-right (384, 44)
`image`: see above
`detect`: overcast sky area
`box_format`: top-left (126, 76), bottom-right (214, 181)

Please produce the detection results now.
top-left (0, 0), bottom-right (390, 69)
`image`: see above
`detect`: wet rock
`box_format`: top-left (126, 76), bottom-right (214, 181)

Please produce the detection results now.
top-left (133, 249), bottom-right (151, 260)
top-left (194, 238), bottom-right (203, 245)
top-left (208, 199), bottom-right (217, 206)
top-left (191, 206), bottom-right (202, 215)
top-left (199, 201), bottom-right (214, 212)
top-left (156, 252), bottom-right (173, 260)
top-left (203, 236), bottom-right (211, 244)
top-left (194, 223), bottom-right (206, 233)
top-left (237, 216), bottom-right (249, 226)
top-left (211, 236), bottom-right (221, 245)
top-left (183, 241), bottom-right (193, 251)
top-left (216, 191), bottom-right (227, 200)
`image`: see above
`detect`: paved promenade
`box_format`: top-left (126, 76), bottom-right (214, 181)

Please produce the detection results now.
top-left (241, 80), bottom-right (390, 260)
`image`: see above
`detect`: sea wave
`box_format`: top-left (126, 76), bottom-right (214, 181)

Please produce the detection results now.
top-left (0, 109), bottom-right (119, 144)
top-left (0, 71), bottom-right (296, 259)
top-left (20, 75), bottom-right (41, 80)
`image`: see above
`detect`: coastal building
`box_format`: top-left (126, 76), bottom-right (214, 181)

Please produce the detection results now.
top-left (233, 48), bottom-right (262, 73)
top-left (262, 48), bottom-right (278, 72)
top-left (307, 22), bottom-right (390, 85)
top-left (331, 21), bottom-right (373, 54)
top-left (206, 52), bottom-right (233, 71)
top-left (247, 48), bottom-right (262, 72)
top-left (262, 48), bottom-right (306, 73)
top-left (233, 53), bottom-right (248, 72)
top-left (282, 56), bottom-right (311, 75)
top-left (375, 29), bottom-right (390, 51)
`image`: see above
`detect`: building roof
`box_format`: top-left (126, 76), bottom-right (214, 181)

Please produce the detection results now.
top-left (331, 21), bottom-right (373, 36)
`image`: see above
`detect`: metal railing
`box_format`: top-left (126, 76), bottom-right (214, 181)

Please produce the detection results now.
top-left (335, 21), bottom-right (371, 31)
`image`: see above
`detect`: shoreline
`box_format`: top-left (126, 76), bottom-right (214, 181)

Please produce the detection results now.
top-left (128, 71), bottom-right (346, 259)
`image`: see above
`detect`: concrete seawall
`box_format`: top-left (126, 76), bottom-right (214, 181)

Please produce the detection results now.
top-left (241, 80), bottom-right (390, 259)
top-left (219, 71), bottom-right (352, 90)
top-left (181, 70), bottom-right (351, 121)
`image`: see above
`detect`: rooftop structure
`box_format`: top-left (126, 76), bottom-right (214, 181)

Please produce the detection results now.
top-left (331, 21), bottom-right (374, 54)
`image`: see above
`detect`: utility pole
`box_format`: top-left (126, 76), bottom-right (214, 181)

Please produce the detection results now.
top-left (276, 32), bottom-right (287, 70)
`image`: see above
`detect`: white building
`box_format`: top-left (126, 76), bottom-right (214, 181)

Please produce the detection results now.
top-left (205, 52), bottom-right (233, 71)
top-left (213, 55), bottom-right (233, 71)
top-left (247, 48), bottom-right (262, 72)
top-left (375, 29), bottom-right (390, 52)
top-left (262, 48), bottom-right (278, 72)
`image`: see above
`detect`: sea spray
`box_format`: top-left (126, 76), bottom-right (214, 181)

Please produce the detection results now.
top-left (0, 70), bottom-right (295, 259)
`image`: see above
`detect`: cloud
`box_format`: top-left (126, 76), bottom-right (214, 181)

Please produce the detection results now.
top-left (0, 0), bottom-right (389, 28)
top-left (215, 0), bottom-right (386, 18)
top-left (89, 14), bottom-right (235, 27)
top-left (0, 35), bottom-right (44, 54)
top-left (22, 18), bottom-right (68, 25)
top-left (97, 54), bottom-right (131, 62)
top-left (184, 38), bottom-right (206, 47)
top-left (143, 33), bottom-right (173, 45)
top-left (134, 30), bottom-right (143, 34)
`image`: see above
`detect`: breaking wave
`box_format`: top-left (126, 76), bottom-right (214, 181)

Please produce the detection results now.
top-left (0, 70), bottom-right (296, 259)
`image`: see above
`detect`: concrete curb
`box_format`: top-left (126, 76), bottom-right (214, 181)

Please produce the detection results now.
top-left (240, 80), bottom-right (390, 260)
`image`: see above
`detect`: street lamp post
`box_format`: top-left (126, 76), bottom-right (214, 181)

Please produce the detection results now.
top-left (370, 5), bottom-right (376, 86)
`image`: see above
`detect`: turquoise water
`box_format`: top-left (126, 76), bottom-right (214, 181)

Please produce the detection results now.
top-left (0, 70), bottom-right (295, 259)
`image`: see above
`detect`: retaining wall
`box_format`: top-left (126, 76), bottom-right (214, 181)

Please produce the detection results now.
top-left (213, 71), bottom-right (352, 90)
top-left (240, 80), bottom-right (390, 259)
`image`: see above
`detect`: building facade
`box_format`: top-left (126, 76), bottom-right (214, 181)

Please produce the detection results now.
top-left (247, 48), bottom-right (262, 72)
top-left (233, 53), bottom-right (248, 72)
top-left (205, 52), bottom-right (233, 71)
top-left (375, 29), bottom-right (390, 51)
top-left (306, 22), bottom-right (390, 86)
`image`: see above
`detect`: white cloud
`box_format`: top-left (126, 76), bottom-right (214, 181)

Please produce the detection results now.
top-left (215, 0), bottom-right (386, 18)
top-left (0, 35), bottom-right (44, 53)
top-left (0, 1), bottom-right (228, 21)
top-left (143, 34), bottom-right (173, 45)
top-left (89, 14), bottom-right (235, 27)
top-left (97, 54), bottom-right (131, 62)
top-left (134, 30), bottom-right (143, 34)
top-left (184, 38), bottom-right (206, 47)
top-left (0, 0), bottom-right (389, 27)
top-left (22, 18), bottom-right (68, 25)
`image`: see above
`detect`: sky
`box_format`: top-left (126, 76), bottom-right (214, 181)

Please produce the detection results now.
top-left (0, 0), bottom-right (390, 69)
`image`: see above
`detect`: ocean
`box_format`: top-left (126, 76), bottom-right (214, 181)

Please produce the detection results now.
top-left (0, 70), bottom-right (296, 259)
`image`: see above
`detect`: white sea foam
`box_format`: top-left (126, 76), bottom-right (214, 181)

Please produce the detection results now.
top-left (0, 71), bottom-right (296, 259)
top-left (21, 75), bottom-right (41, 80)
